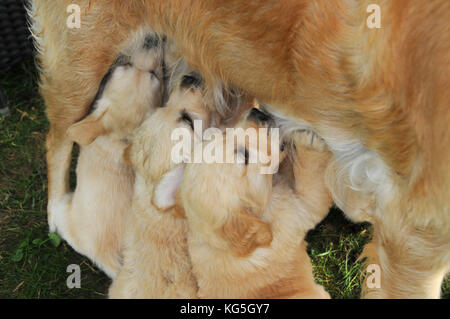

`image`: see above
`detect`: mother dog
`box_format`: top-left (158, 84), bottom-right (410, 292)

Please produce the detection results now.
top-left (29, 0), bottom-right (449, 298)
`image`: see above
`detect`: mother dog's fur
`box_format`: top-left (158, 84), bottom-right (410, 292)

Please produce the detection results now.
top-left (29, 0), bottom-right (449, 297)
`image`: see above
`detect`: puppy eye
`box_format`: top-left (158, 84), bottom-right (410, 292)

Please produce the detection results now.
top-left (113, 54), bottom-right (132, 67)
top-left (115, 62), bottom-right (133, 72)
top-left (148, 70), bottom-right (159, 79)
top-left (148, 66), bottom-right (162, 80)
top-left (237, 147), bottom-right (249, 165)
top-left (181, 72), bottom-right (203, 89)
top-left (280, 142), bottom-right (286, 152)
top-left (179, 110), bottom-right (194, 130)
top-left (248, 108), bottom-right (271, 123)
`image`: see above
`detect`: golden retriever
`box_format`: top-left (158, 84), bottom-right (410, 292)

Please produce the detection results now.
top-left (30, 0), bottom-right (450, 298)
top-left (179, 109), bottom-right (331, 298)
top-left (48, 42), bottom-right (163, 278)
top-left (108, 71), bottom-right (210, 298)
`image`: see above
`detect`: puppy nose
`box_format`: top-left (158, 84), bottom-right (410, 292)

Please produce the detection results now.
top-left (143, 34), bottom-right (162, 50)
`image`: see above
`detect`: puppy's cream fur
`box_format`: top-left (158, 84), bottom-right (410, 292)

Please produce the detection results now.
top-left (30, 0), bottom-right (450, 297)
top-left (49, 47), bottom-right (163, 278)
top-left (109, 75), bottom-right (210, 298)
top-left (180, 115), bottom-right (331, 298)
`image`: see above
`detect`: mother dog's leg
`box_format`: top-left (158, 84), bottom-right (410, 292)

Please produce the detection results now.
top-left (361, 216), bottom-right (450, 298)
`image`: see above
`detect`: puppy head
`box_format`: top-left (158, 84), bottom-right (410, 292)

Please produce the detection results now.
top-left (68, 49), bottom-right (163, 146)
top-left (181, 110), bottom-right (286, 256)
top-left (130, 72), bottom-right (210, 210)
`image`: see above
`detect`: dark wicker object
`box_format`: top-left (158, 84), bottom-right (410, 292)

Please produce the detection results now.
top-left (0, 0), bottom-right (34, 111)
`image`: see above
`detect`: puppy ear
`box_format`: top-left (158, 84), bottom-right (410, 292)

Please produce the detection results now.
top-left (152, 165), bottom-right (185, 210)
top-left (221, 210), bottom-right (272, 256)
top-left (67, 110), bottom-right (107, 146)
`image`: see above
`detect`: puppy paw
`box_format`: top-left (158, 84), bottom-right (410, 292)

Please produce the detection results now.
top-left (47, 201), bottom-right (57, 233)
top-left (47, 193), bottom-right (73, 234)
top-left (291, 130), bottom-right (328, 152)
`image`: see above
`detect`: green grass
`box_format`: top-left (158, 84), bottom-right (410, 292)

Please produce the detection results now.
top-left (0, 60), bottom-right (110, 298)
top-left (306, 210), bottom-right (372, 299)
top-left (0, 59), bottom-right (448, 299)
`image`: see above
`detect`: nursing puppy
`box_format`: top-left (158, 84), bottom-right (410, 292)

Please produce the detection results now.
top-left (109, 72), bottom-right (209, 298)
top-left (178, 110), bottom-right (330, 298)
top-left (31, 0), bottom-right (450, 297)
top-left (49, 44), bottom-right (163, 278)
